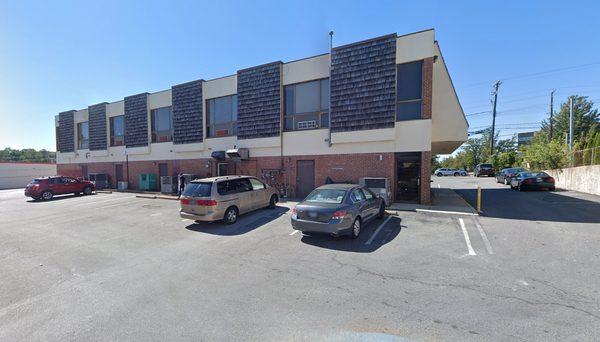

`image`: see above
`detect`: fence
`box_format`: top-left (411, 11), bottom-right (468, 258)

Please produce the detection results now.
top-left (570, 146), bottom-right (600, 167)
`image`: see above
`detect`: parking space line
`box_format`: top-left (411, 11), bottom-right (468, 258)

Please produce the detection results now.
top-left (473, 218), bottom-right (494, 255)
top-left (366, 216), bottom-right (392, 245)
top-left (458, 218), bottom-right (476, 256)
top-left (289, 229), bottom-right (299, 236)
top-left (150, 213), bottom-right (162, 217)
top-left (73, 196), bottom-right (135, 207)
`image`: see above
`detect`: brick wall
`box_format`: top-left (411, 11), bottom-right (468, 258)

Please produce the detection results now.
top-left (422, 57), bottom-right (434, 120)
top-left (420, 151), bottom-right (432, 205)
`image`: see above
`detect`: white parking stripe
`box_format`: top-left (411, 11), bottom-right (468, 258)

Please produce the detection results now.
top-left (73, 196), bottom-right (134, 207)
top-left (366, 216), bottom-right (392, 245)
top-left (150, 213), bottom-right (162, 217)
top-left (473, 219), bottom-right (494, 255)
top-left (458, 218), bottom-right (476, 256)
top-left (289, 230), bottom-right (300, 236)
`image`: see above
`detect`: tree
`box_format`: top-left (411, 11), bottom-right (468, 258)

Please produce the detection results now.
top-left (523, 132), bottom-right (568, 170)
top-left (541, 95), bottom-right (599, 142)
top-left (0, 147), bottom-right (56, 163)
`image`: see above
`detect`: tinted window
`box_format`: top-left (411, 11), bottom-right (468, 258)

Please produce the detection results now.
top-left (183, 182), bottom-right (212, 197)
top-left (305, 189), bottom-right (346, 204)
top-left (249, 178), bottom-right (265, 190)
top-left (77, 122), bottom-right (89, 149)
top-left (217, 181), bottom-right (236, 195)
top-left (151, 107), bottom-right (173, 142)
top-left (350, 189), bottom-right (366, 203)
top-left (206, 95), bottom-right (237, 137)
top-left (396, 60), bottom-right (423, 121)
top-left (361, 188), bottom-right (374, 200)
top-left (284, 78), bottom-right (329, 131)
top-left (234, 179), bottom-right (253, 192)
top-left (110, 115), bottom-right (125, 146)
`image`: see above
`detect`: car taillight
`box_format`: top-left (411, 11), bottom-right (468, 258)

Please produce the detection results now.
top-left (544, 177), bottom-right (555, 183)
top-left (523, 179), bottom-right (533, 184)
top-left (196, 199), bottom-right (218, 206)
top-left (180, 198), bottom-right (190, 205)
top-left (291, 207), bottom-right (297, 215)
top-left (331, 210), bottom-right (347, 220)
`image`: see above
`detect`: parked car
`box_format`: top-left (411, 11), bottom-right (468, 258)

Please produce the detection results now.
top-left (435, 168), bottom-right (466, 177)
top-left (474, 163), bottom-right (496, 177)
top-left (509, 172), bottom-right (555, 191)
top-left (291, 184), bottom-right (385, 239)
top-left (496, 167), bottom-right (527, 185)
top-left (179, 175), bottom-right (279, 224)
top-left (24, 176), bottom-right (95, 201)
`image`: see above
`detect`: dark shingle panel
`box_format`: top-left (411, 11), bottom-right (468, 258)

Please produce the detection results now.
top-left (88, 102), bottom-right (108, 151)
top-left (330, 34), bottom-right (397, 132)
top-left (124, 93), bottom-right (149, 147)
top-left (237, 62), bottom-right (281, 139)
top-left (58, 110), bottom-right (75, 152)
top-left (172, 80), bottom-right (203, 144)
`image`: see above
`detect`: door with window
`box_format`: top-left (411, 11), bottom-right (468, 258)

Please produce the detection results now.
top-left (115, 164), bottom-right (124, 186)
top-left (396, 152), bottom-right (421, 203)
top-left (296, 160), bottom-right (315, 199)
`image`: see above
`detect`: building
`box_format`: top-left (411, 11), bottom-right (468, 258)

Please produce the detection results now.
top-left (55, 29), bottom-right (467, 204)
top-left (0, 162), bottom-right (57, 189)
top-left (517, 131), bottom-right (536, 147)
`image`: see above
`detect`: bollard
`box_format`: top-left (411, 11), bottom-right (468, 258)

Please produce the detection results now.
top-left (476, 186), bottom-right (482, 213)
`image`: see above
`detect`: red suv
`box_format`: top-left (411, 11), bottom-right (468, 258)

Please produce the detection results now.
top-left (25, 176), bottom-right (96, 201)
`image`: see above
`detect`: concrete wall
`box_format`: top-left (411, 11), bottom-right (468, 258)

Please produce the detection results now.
top-left (545, 165), bottom-right (600, 195)
top-left (0, 163), bottom-right (57, 189)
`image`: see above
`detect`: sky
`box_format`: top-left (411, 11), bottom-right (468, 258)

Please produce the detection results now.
top-left (1, 0), bottom-right (599, 152)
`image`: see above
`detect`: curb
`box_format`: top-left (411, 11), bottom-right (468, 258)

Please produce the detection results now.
top-left (135, 195), bottom-right (179, 201)
top-left (450, 189), bottom-right (480, 215)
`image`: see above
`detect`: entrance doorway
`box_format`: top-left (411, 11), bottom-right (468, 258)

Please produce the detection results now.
top-left (396, 152), bottom-right (421, 203)
top-left (81, 164), bottom-right (88, 180)
top-left (217, 163), bottom-right (228, 176)
top-left (296, 160), bottom-right (315, 199)
top-left (158, 163), bottom-right (169, 179)
top-left (115, 164), bottom-right (124, 188)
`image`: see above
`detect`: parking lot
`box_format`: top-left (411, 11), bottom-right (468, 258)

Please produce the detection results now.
top-left (1, 177), bottom-right (600, 341)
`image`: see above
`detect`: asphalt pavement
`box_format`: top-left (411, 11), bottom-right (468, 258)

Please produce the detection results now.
top-left (1, 179), bottom-right (599, 341)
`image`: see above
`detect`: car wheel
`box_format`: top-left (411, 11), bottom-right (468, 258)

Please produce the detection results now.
top-left (436, 173), bottom-right (443, 177)
top-left (377, 203), bottom-right (385, 219)
top-left (549, 187), bottom-right (556, 191)
top-left (41, 191), bottom-right (53, 201)
top-left (83, 186), bottom-right (93, 195)
top-left (224, 206), bottom-right (238, 225)
top-left (351, 217), bottom-right (361, 239)
top-left (268, 194), bottom-right (278, 209)
top-left (454, 172), bottom-right (459, 176)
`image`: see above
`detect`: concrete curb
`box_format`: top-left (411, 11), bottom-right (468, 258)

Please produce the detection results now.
top-left (135, 195), bottom-right (179, 201)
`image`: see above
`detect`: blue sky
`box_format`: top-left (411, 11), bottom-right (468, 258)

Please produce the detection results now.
top-left (1, 0), bottom-right (599, 152)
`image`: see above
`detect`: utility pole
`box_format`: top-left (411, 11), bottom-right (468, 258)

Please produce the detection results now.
top-left (490, 81), bottom-right (501, 155)
top-left (569, 96), bottom-right (574, 150)
top-left (549, 89), bottom-right (555, 140)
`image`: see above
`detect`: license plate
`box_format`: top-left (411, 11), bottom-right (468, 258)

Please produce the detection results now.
top-left (536, 177), bottom-right (542, 182)
top-left (308, 212), bottom-right (318, 218)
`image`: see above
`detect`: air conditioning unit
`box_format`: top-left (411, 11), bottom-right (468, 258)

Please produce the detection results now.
top-left (359, 177), bottom-right (391, 206)
top-left (117, 181), bottom-right (128, 191)
top-left (226, 148), bottom-right (249, 160)
top-left (160, 176), bottom-right (173, 194)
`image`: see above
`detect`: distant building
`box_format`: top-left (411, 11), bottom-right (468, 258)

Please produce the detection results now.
top-left (0, 162), bottom-right (57, 189)
top-left (518, 131), bottom-right (536, 147)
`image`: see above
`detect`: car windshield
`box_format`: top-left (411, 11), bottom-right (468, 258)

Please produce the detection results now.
top-left (183, 182), bottom-right (212, 197)
top-left (481, 164), bottom-right (493, 168)
top-left (30, 179), bottom-right (42, 184)
top-left (304, 189), bottom-right (346, 204)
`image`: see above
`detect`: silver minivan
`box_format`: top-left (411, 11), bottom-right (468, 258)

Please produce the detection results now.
top-left (179, 175), bottom-right (279, 224)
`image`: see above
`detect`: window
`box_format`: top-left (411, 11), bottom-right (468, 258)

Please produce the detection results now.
top-left (183, 182), bottom-right (213, 197)
top-left (110, 115), bottom-right (125, 146)
top-left (396, 60), bottom-right (423, 121)
top-left (55, 126), bottom-right (60, 151)
top-left (350, 189), bottom-right (366, 203)
top-left (284, 78), bottom-right (329, 131)
top-left (77, 122), bottom-right (89, 149)
top-left (151, 107), bottom-right (173, 143)
top-left (361, 188), bottom-right (374, 200)
top-left (249, 178), bottom-right (265, 190)
top-left (217, 163), bottom-right (228, 176)
top-left (304, 189), bottom-right (346, 204)
top-left (206, 95), bottom-right (237, 138)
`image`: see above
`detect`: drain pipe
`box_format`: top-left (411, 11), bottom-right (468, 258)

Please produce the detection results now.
top-left (328, 31), bottom-right (333, 147)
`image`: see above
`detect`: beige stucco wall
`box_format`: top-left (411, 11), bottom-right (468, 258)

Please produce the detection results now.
top-left (0, 163), bottom-right (57, 189)
top-left (204, 75), bottom-right (237, 100)
top-left (545, 165), bottom-right (600, 195)
top-left (431, 42), bottom-right (468, 154)
top-left (283, 54), bottom-right (329, 85)
top-left (396, 29), bottom-right (435, 64)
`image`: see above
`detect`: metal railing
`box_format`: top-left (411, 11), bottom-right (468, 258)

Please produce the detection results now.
top-left (569, 146), bottom-right (600, 167)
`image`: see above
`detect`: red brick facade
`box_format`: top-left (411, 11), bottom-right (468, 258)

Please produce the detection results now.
top-left (421, 57), bottom-right (433, 120)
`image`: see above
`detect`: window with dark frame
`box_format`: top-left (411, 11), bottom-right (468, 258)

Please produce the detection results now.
top-left (110, 115), bottom-right (125, 146)
top-left (55, 126), bottom-right (59, 151)
top-left (284, 78), bottom-right (329, 131)
top-left (206, 95), bottom-right (237, 138)
top-left (396, 60), bottom-right (423, 121)
top-left (151, 107), bottom-right (173, 143)
top-left (77, 121), bottom-right (89, 149)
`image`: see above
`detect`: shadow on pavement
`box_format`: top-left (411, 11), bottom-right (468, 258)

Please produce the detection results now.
top-left (454, 187), bottom-right (600, 223)
top-left (300, 215), bottom-right (402, 253)
top-left (26, 193), bottom-right (97, 203)
top-left (185, 206), bottom-right (289, 236)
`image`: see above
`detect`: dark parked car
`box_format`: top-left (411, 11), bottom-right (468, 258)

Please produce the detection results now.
top-left (291, 184), bottom-right (385, 239)
top-left (474, 163), bottom-right (495, 177)
top-left (25, 176), bottom-right (95, 201)
top-left (496, 167), bottom-right (527, 185)
top-left (509, 172), bottom-right (555, 191)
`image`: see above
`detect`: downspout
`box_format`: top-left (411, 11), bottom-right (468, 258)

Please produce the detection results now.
top-left (328, 31), bottom-right (333, 147)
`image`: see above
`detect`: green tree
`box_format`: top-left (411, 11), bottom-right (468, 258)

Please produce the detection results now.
top-left (541, 95), bottom-right (599, 142)
top-left (523, 132), bottom-right (568, 170)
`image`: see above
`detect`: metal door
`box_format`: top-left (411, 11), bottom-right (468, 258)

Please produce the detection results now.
top-left (115, 164), bottom-right (124, 182)
top-left (296, 160), bottom-right (315, 199)
top-left (158, 163), bottom-right (168, 179)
